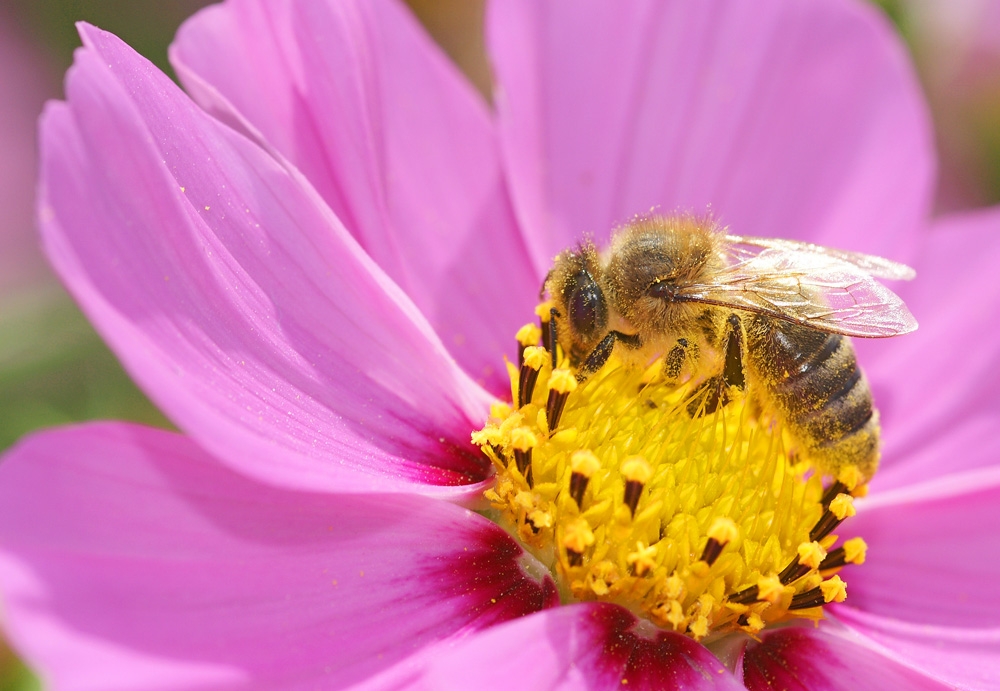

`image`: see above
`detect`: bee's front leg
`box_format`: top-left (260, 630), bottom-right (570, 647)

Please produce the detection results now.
top-left (661, 337), bottom-right (698, 387)
top-left (577, 331), bottom-right (642, 381)
top-left (687, 314), bottom-right (746, 416)
top-left (720, 314), bottom-right (746, 390)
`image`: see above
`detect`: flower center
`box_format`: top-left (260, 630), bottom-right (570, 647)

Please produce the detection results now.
top-left (472, 309), bottom-right (869, 640)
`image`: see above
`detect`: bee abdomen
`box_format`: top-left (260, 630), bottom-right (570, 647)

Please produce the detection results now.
top-left (747, 320), bottom-right (879, 478)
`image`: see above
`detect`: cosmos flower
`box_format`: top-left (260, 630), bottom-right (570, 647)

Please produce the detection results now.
top-left (1, 0), bottom-right (999, 688)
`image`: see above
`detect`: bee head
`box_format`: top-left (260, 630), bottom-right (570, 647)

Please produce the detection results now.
top-left (606, 215), bottom-right (721, 329)
top-left (545, 244), bottom-right (609, 361)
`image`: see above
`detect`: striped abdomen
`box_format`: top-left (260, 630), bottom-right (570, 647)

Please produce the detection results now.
top-left (745, 317), bottom-right (879, 479)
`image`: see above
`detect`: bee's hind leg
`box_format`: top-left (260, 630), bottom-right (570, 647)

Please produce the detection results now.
top-left (687, 314), bottom-right (746, 416)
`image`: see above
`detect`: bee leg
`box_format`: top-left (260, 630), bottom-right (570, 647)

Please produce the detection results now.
top-left (687, 315), bottom-right (746, 416)
top-left (661, 338), bottom-right (696, 387)
top-left (720, 314), bottom-right (746, 390)
top-left (577, 331), bottom-right (642, 381)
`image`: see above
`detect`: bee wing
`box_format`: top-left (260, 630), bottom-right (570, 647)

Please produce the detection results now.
top-left (681, 245), bottom-right (918, 338)
top-left (725, 235), bottom-right (916, 281)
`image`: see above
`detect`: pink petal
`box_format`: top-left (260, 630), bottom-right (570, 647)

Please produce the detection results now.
top-left (0, 423), bottom-right (556, 690)
top-left (171, 0), bottom-right (538, 393)
top-left (742, 625), bottom-right (947, 690)
top-left (834, 607), bottom-right (1000, 691)
top-left (39, 24), bottom-right (496, 496)
top-left (369, 603), bottom-right (742, 690)
top-left (858, 205), bottom-right (1000, 489)
top-left (846, 466), bottom-right (1000, 627)
top-left (488, 0), bottom-right (932, 270)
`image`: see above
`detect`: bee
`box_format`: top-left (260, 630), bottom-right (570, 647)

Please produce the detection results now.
top-left (543, 215), bottom-right (917, 481)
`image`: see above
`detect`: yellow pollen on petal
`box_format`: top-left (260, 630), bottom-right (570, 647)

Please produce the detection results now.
top-left (473, 311), bottom-right (872, 639)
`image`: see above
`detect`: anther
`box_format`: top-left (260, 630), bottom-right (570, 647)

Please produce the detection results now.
top-left (516, 323), bottom-right (542, 366)
top-left (563, 518), bottom-right (595, 567)
top-left (510, 427), bottom-right (538, 488)
top-left (809, 494), bottom-right (856, 541)
top-left (820, 575), bottom-right (847, 603)
top-left (546, 368), bottom-right (577, 432)
top-left (627, 542), bottom-right (657, 577)
top-left (788, 576), bottom-right (847, 610)
top-left (819, 537), bottom-right (867, 571)
top-left (756, 575), bottom-right (784, 603)
top-left (621, 456), bottom-right (652, 517)
top-left (779, 541), bottom-right (826, 585)
top-left (699, 517), bottom-right (738, 567)
top-left (569, 450), bottom-right (600, 507)
top-left (730, 574), bottom-right (783, 605)
top-left (534, 302), bottom-right (554, 364)
top-left (518, 347), bottom-right (547, 408)
top-left (838, 466), bottom-right (865, 493)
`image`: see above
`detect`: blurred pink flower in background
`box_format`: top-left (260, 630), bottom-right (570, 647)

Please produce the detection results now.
top-left (1, 0), bottom-right (1000, 688)
top-left (894, 0), bottom-right (1000, 210)
top-left (0, 8), bottom-right (59, 297)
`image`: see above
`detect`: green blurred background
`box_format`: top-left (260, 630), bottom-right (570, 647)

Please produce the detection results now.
top-left (1, 1), bottom-right (998, 688)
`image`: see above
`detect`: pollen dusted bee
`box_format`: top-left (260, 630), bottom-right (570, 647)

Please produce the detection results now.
top-left (543, 215), bottom-right (917, 481)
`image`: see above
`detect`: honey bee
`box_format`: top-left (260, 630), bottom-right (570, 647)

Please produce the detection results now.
top-left (543, 215), bottom-right (917, 481)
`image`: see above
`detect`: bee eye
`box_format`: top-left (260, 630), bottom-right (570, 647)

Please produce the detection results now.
top-left (568, 271), bottom-right (608, 339)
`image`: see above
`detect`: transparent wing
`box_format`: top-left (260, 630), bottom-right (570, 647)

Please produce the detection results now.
top-left (678, 241), bottom-right (918, 338)
top-left (725, 235), bottom-right (916, 280)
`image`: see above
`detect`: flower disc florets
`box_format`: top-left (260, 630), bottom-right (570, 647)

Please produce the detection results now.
top-left (473, 311), bottom-right (869, 640)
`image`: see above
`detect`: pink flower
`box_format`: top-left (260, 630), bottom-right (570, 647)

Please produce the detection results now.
top-left (2, 0), bottom-right (998, 688)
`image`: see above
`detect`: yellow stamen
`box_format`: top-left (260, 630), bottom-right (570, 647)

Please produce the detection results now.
top-left (829, 494), bottom-right (856, 520)
top-left (549, 368), bottom-right (578, 394)
top-left (798, 541), bottom-right (828, 570)
top-left (843, 537), bottom-right (867, 565)
top-left (516, 323), bottom-right (543, 348)
top-left (820, 575), bottom-right (848, 603)
top-left (474, 315), bottom-right (871, 638)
